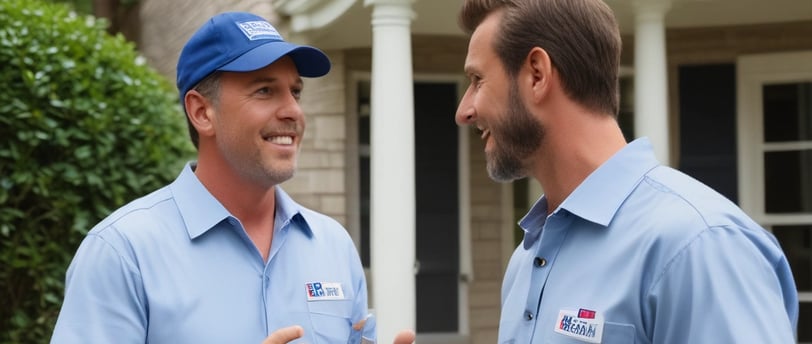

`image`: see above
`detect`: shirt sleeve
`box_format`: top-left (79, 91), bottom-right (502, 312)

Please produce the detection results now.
top-left (51, 231), bottom-right (147, 344)
top-left (646, 225), bottom-right (798, 343)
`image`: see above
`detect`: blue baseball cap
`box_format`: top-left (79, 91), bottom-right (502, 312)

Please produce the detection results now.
top-left (176, 12), bottom-right (331, 107)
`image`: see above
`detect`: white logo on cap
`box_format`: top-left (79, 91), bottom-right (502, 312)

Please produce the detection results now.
top-left (236, 21), bottom-right (282, 41)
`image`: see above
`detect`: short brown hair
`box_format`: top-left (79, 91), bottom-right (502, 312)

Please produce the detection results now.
top-left (459, 0), bottom-right (621, 117)
top-left (184, 71), bottom-right (222, 149)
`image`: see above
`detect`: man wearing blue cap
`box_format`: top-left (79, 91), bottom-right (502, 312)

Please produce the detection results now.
top-left (51, 12), bottom-right (414, 344)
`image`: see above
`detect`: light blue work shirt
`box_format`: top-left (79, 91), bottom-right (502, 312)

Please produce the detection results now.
top-left (499, 138), bottom-right (798, 343)
top-left (51, 163), bottom-right (372, 344)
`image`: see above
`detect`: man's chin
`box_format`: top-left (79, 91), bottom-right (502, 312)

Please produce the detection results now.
top-left (486, 160), bottom-right (525, 183)
top-left (488, 166), bottom-right (524, 183)
top-left (251, 164), bottom-right (295, 187)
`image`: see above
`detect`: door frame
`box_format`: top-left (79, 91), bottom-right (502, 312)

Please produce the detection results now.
top-left (737, 50), bottom-right (812, 305)
top-left (347, 72), bottom-right (472, 340)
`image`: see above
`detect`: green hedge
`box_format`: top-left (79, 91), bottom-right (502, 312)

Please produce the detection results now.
top-left (0, 0), bottom-right (194, 342)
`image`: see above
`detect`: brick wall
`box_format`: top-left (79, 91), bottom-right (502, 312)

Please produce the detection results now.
top-left (467, 127), bottom-right (505, 344)
top-left (283, 50), bottom-right (351, 224)
top-left (139, 0), bottom-right (276, 79)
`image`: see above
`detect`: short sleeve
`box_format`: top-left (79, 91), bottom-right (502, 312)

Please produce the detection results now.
top-left (51, 231), bottom-right (147, 344)
top-left (646, 225), bottom-right (797, 343)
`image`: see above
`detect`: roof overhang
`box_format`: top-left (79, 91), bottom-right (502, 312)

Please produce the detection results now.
top-left (273, 0), bottom-right (812, 50)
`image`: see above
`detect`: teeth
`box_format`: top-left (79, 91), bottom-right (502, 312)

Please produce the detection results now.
top-left (476, 125), bottom-right (489, 140)
top-left (268, 136), bottom-right (293, 145)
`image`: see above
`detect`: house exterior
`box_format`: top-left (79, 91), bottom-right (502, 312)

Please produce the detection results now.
top-left (138, 0), bottom-right (812, 343)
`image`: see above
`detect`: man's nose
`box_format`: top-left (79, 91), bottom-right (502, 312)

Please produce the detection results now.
top-left (455, 89), bottom-right (475, 126)
top-left (278, 95), bottom-right (304, 121)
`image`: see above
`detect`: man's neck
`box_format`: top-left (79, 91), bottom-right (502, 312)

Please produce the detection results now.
top-left (532, 109), bottom-right (627, 215)
top-left (194, 156), bottom-right (277, 261)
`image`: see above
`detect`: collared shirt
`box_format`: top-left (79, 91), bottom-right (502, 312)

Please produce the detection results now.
top-left (52, 163), bottom-right (371, 344)
top-left (499, 138), bottom-right (798, 344)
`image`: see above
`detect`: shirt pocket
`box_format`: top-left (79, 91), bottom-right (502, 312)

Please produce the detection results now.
top-left (547, 322), bottom-right (636, 344)
top-left (306, 299), bottom-right (354, 343)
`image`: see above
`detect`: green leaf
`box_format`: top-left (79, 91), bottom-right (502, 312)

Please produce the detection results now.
top-left (0, 0), bottom-right (193, 341)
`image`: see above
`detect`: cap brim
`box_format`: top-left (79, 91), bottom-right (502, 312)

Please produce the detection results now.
top-left (218, 41), bottom-right (331, 77)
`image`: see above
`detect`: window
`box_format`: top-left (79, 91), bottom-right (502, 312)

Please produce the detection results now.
top-left (738, 52), bottom-right (812, 343)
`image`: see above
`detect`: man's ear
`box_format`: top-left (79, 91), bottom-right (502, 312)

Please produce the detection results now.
top-left (184, 90), bottom-right (215, 138)
top-left (526, 47), bottom-right (553, 103)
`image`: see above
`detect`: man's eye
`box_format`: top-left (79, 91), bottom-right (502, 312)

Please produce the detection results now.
top-left (471, 76), bottom-right (482, 88)
top-left (292, 88), bottom-right (302, 101)
top-left (256, 87), bottom-right (271, 95)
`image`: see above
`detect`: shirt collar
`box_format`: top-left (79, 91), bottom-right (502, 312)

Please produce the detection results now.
top-left (560, 137), bottom-right (660, 227)
top-left (170, 162), bottom-right (313, 239)
top-left (518, 138), bottom-right (660, 246)
top-left (273, 184), bottom-right (313, 237)
top-left (519, 196), bottom-right (550, 248)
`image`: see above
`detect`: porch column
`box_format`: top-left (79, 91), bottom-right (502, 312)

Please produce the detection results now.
top-left (364, 0), bottom-right (416, 342)
top-left (632, 0), bottom-right (671, 164)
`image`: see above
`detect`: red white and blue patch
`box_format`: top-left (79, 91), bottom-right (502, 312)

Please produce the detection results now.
top-left (305, 282), bottom-right (345, 301)
top-left (554, 308), bottom-right (604, 343)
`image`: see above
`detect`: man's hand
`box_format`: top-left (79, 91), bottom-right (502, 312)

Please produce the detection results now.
top-left (393, 329), bottom-right (416, 344)
top-left (260, 326), bottom-right (415, 344)
top-left (261, 326), bottom-right (304, 344)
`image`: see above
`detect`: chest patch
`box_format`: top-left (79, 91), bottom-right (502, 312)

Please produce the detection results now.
top-left (305, 281), bottom-right (345, 301)
top-left (554, 308), bottom-right (604, 343)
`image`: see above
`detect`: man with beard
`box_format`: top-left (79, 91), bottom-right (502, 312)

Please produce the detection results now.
top-left (455, 0), bottom-right (798, 343)
top-left (51, 11), bottom-right (414, 344)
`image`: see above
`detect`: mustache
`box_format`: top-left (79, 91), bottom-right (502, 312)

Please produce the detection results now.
top-left (262, 122), bottom-right (303, 136)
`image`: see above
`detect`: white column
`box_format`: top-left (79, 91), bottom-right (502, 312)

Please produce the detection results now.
top-left (364, 0), bottom-right (416, 342)
top-left (632, 0), bottom-right (671, 164)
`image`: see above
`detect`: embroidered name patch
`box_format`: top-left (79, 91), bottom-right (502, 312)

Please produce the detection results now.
top-left (235, 20), bottom-right (282, 41)
top-left (305, 282), bottom-right (345, 301)
top-left (554, 308), bottom-right (604, 343)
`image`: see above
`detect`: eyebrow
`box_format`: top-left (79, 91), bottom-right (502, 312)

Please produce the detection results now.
top-left (463, 62), bottom-right (480, 77)
top-left (463, 64), bottom-right (472, 75)
top-left (248, 76), bottom-right (303, 88)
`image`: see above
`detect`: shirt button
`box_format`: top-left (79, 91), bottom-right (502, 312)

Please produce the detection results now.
top-left (524, 311), bottom-right (534, 320)
top-left (534, 257), bottom-right (547, 267)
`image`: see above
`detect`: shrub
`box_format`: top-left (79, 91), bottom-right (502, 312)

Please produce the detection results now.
top-left (0, 0), bottom-right (194, 342)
